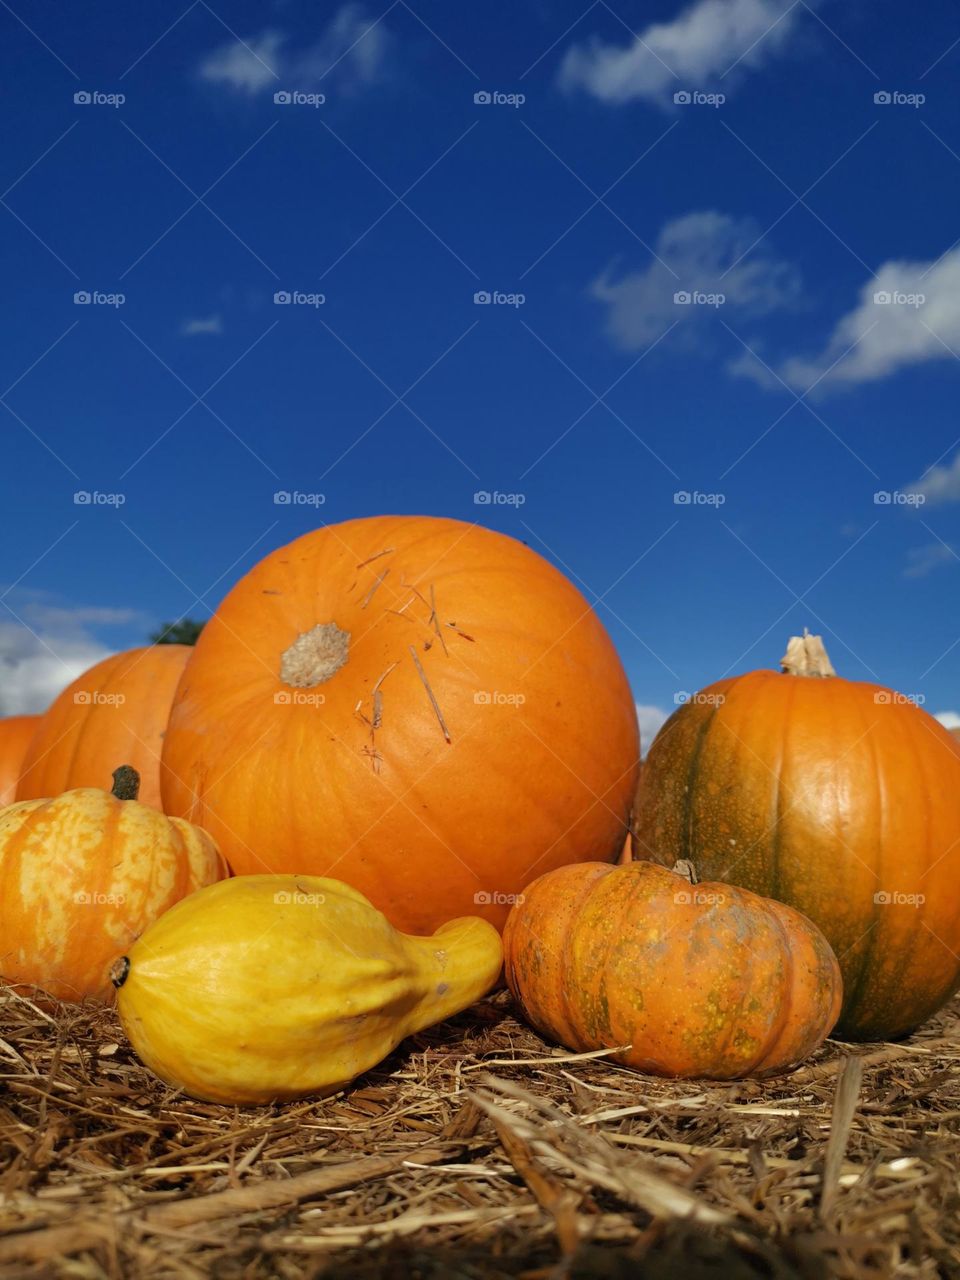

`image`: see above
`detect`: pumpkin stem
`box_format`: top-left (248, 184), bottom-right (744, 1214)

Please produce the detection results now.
top-left (280, 622), bottom-right (350, 688)
top-left (780, 629), bottom-right (837, 678)
top-left (671, 859), bottom-right (699, 886)
top-left (110, 956), bottom-right (130, 989)
top-left (111, 765), bottom-right (140, 802)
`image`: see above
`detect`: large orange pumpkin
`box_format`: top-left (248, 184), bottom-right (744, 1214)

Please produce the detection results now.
top-left (0, 766), bottom-right (225, 1002)
top-left (634, 631), bottom-right (960, 1042)
top-left (503, 859), bottom-right (842, 1078)
top-left (160, 516), bottom-right (640, 933)
top-left (17, 646), bottom-right (191, 811)
top-left (0, 715), bottom-right (39, 806)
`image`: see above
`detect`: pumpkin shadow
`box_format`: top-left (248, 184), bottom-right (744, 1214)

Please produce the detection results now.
top-left (312, 1223), bottom-right (829, 1279)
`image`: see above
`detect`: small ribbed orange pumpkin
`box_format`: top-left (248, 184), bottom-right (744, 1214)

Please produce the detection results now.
top-left (0, 766), bottom-right (225, 1002)
top-left (17, 646), bottom-right (191, 811)
top-left (634, 632), bottom-right (960, 1041)
top-left (504, 860), bottom-right (842, 1079)
top-left (160, 516), bottom-right (640, 934)
top-left (0, 715), bottom-right (39, 806)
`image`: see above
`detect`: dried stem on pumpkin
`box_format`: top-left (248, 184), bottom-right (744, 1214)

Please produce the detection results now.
top-left (360, 570), bottom-right (390, 609)
top-left (409, 645), bottom-right (452, 743)
top-left (355, 548), bottom-right (395, 569)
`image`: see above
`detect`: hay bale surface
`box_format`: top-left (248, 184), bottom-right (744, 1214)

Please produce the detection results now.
top-left (0, 986), bottom-right (957, 1278)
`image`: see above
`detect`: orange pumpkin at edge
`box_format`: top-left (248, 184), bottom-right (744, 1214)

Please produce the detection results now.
top-left (634, 631), bottom-right (960, 1042)
top-left (160, 516), bottom-right (640, 934)
top-left (503, 858), bottom-right (842, 1079)
top-left (0, 765), bottom-right (226, 1003)
top-left (17, 645), bottom-right (192, 811)
top-left (0, 715), bottom-right (40, 807)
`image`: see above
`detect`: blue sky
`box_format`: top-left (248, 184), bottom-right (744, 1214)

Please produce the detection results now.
top-left (2, 0), bottom-right (960, 741)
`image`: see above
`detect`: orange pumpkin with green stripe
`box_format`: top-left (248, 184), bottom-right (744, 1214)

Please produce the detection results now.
top-left (634, 632), bottom-right (960, 1041)
top-left (0, 766), bottom-right (225, 1002)
top-left (503, 859), bottom-right (841, 1078)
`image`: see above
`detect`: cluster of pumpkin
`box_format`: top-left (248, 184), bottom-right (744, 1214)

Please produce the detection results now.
top-left (2, 515), bottom-right (959, 1106)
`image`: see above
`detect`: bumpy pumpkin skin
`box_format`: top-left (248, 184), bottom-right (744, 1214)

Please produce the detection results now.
top-left (112, 874), bottom-right (504, 1104)
top-left (0, 715), bottom-right (39, 807)
top-left (503, 861), bottom-right (842, 1079)
top-left (17, 646), bottom-right (191, 811)
top-left (0, 783), bottom-right (225, 1002)
top-left (634, 669), bottom-right (960, 1041)
top-left (160, 517), bottom-right (640, 934)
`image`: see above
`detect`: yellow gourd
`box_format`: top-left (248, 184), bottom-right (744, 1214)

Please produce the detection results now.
top-left (110, 874), bottom-right (503, 1104)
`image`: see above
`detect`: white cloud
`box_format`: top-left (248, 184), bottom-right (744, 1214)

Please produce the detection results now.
top-left (636, 704), bottom-right (671, 755)
top-left (198, 7), bottom-right (391, 97)
top-left (0, 599), bottom-right (141, 715)
top-left (772, 246), bottom-right (960, 394)
top-left (593, 211), bottom-right (801, 349)
top-left (909, 451), bottom-right (960, 506)
top-left (903, 543), bottom-right (957, 579)
top-left (935, 711), bottom-right (960, 731)
top-left (559, 0), bottom-right (803, 107)
top-left (181, 314), bottom-right (223, 336)
top-left (199, 30), bottom-right (283, 93)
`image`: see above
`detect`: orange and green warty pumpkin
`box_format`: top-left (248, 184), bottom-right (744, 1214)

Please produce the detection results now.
top-left (0, 715), bottom-right (39, 807)
top-left (160, 516), bottom-right (640, 934)
top-left (503, 859), bottom-right (842, 1078)
top-left (634, 632), bottom-right (960, 1042)
top-left (17, 646), bottom-right (192, 811)
top-left (0, 766), bottom-right (225, 1002)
